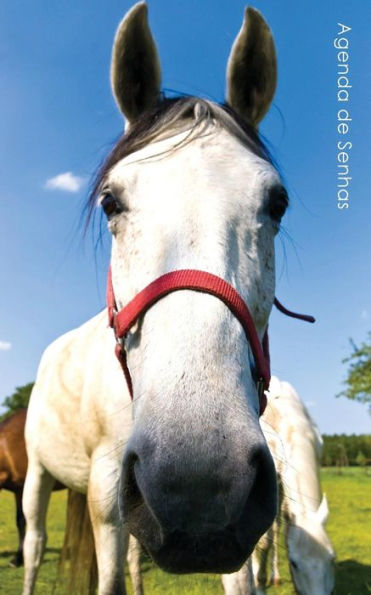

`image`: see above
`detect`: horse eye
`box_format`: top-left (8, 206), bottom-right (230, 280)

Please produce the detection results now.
top-left (268, 186), bottom-right (289, 222)
top-left (100, 193), bottom-right (121, 217)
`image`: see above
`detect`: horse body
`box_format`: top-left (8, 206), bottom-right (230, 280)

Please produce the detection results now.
top-left (0, 404), bottom-right (141, 588)
top-left (25, 312), bottom-right (131, 494)
top-left (0, 409), bottom-right (28, 489)
top-left (23, 3), bottom-right (285, 593)
top-left (264, 377), bottom-right (324, 513)
top-left (24, 312), bottom-right (132, 593)
top-left (0, 409), bottom-right (27, 567)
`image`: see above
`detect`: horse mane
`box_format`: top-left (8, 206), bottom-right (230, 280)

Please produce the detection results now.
top-left (86, 96), bottom-right (275, 224)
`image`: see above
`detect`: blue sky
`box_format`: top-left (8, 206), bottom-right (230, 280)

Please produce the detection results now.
top-left (0, 1), bottom-right (370, 433)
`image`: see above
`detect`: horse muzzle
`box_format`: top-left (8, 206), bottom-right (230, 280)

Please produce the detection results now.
top-left (119, 434), bottom-right (277, 573)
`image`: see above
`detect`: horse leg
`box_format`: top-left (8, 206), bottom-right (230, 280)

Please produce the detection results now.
top-left (127, 535), bottom-right (144, 595)
top-left (269, 480), bottom-right (283, 586)
top-left (251, 527), bottom-right (272, 595)
top-left (88, 455), bottom-right (127, 594)
top-left (221, 557), bottom-right (256, 594)
top-left (9, 488), bottom-right (26, 567)
top-left (22, 460), bottom-right (55, 595)
top-left (269, 517), bottom-right (281, 586)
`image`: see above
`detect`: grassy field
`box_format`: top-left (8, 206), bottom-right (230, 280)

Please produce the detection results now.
top-left (0, 467), bottom-right (370, 594)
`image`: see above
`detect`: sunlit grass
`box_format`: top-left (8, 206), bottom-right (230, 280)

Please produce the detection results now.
top-left (0, 467), bottom-right (369, 594)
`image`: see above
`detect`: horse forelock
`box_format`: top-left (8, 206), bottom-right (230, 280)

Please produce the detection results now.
top-left (86, 96), bottom-right (276, 224)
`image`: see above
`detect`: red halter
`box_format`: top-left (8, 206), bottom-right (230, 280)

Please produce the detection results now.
top-left (107, 268), bottom-right (314, 415)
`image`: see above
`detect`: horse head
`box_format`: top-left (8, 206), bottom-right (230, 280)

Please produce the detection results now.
top-left (287, 496), bottom-right (335, 594)
top-left (93, 2), bottom-right (285, 573)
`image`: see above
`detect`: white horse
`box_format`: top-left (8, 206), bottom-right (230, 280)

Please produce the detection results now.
top-left (124, 377), bottom-right (333, 595)
top-left (23, 3), bottom-right (285, 593)
top-left (252, 377), bottom-right (335, 595)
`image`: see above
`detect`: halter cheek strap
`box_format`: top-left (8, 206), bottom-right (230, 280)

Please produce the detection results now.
top-left (107, 268), bottom-right (314, 416)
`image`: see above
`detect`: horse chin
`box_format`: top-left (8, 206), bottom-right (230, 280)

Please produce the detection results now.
top-left (130, 521), bottom-right (252, 573)
top-left (147, 531), bottom-right (249, 574)
top-left (122, 479), bottom-right (274, 573)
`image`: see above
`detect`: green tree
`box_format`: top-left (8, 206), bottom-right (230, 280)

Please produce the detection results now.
top-left (355, 450), bottom-right (366, 468)
top-left (335, 441), bottom-right (348, 474)
top-left (0, 382), bottom-right (34, 420)
top-left (323, 452), bottom-right (333, 467)
top-left (338, 333), bottom-right (371, 414)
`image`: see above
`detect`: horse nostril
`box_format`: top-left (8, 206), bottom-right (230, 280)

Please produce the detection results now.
top-left (249, 445), bottom-right (277, 507)
top-left (121, 449), bottom-right (167, 552)
top-left (120, 453), bottom-right (142, 521)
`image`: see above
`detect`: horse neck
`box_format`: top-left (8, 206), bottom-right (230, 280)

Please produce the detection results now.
top-left (282, 435), bottom-right (322, 519)
top-left (271, 404), bottom-right (322, 518)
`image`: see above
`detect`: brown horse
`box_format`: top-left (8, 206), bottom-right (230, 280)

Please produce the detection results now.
top-left (0, 408), bottom-right (28, 567)
top-left (0, 408), bottom-right (64, 568)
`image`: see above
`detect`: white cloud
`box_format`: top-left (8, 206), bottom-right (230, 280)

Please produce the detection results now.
top-left (361, 309), bottom-right (369, 320)
top-left (45, 171), bottom-right (85, 193)
top-left (305, 400), bottom-right (316, 408)
top-left (0, 341), bottom-right (12, 351)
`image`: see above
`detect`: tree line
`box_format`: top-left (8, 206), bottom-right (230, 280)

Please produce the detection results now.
top-left (321, 434), bottom-right (371, 467)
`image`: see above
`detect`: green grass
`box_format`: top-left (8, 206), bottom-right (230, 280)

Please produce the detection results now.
top-left (0, 467), bottom-right (370, 594)
top-left (320, 467), bottom-right (371, 595)
top-left (0, 490), bottom-right (66, 594)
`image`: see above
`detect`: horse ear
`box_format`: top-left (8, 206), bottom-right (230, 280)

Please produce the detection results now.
top-left (111, 2), bottom-right (161, 124)
top-left (317, 494), bottom-right (329, 525)
top-left (226, 7), bottom-right (277, 127)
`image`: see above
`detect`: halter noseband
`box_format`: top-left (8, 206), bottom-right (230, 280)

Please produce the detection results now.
top-left (107, 268), bottom-right (314, 415)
